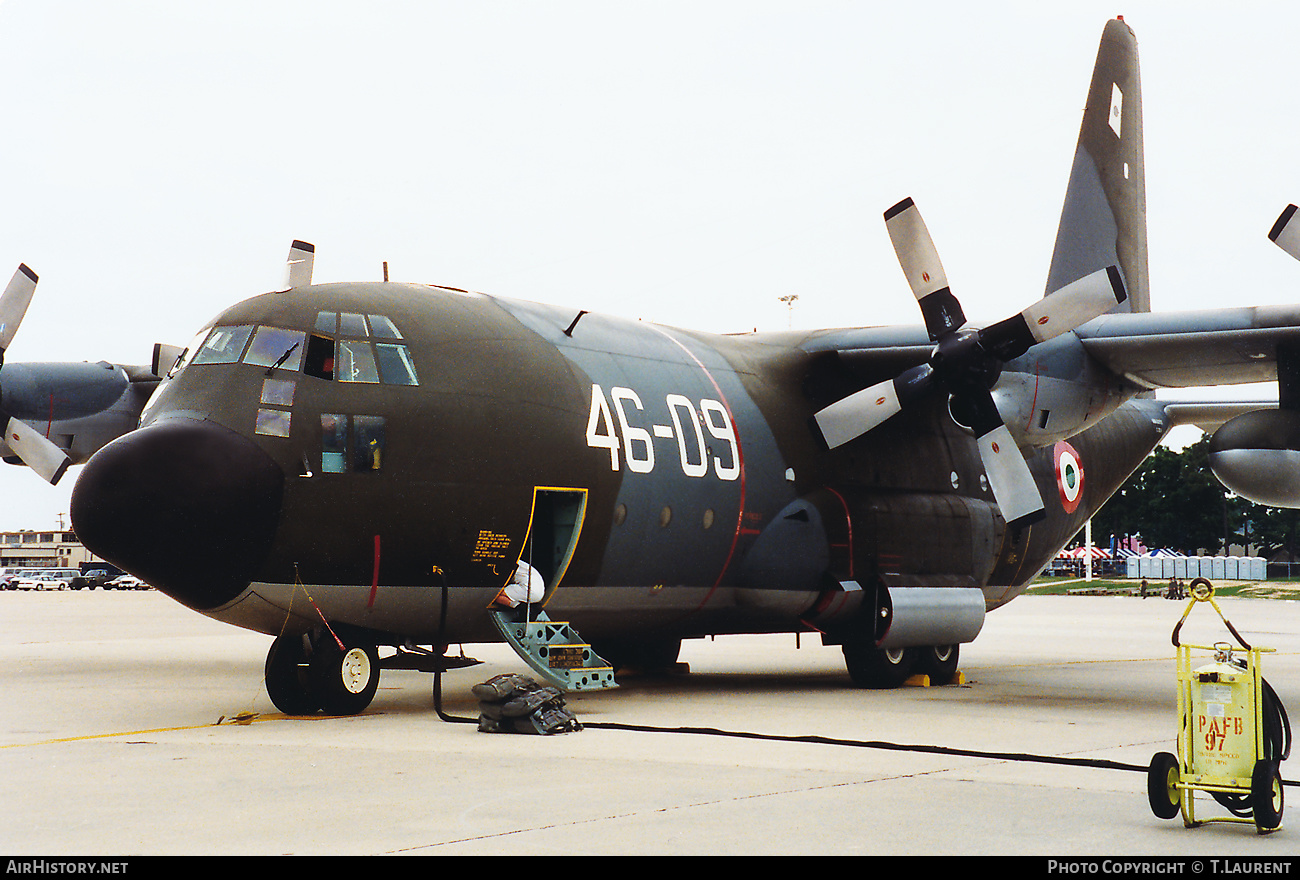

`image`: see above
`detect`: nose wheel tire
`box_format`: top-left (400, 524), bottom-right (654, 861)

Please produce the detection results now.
top-left (265, 635), bottom-right (320, 716)
top-left (311, 639), bottom-right (381, 716)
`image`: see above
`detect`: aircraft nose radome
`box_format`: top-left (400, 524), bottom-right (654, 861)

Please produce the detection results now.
top-left (70, 419), bottom-right (284, 611)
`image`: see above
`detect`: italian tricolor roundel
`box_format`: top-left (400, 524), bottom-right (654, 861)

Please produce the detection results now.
top-left (1054, 440), bottom-right (1083, 514)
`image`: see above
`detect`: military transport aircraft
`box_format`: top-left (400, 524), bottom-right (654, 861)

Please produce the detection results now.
top-left (4, 17), bottom-right (1292, 716)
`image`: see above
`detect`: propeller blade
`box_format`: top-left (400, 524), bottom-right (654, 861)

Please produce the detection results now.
top-left (285, 240), bottom-right (315, 288)
top-left (963, 388), bottom-right (1044, 528)
top-left (0, 264), bottom-right (38, 359)
top-left (813, 364), bottom-right (934, 449)
top-left (884, 198), bottom-right (965, 340)
top-left (979, 265), bottom-right (1126, 361)
top-left (1269, 205), bottom-right (1300, 262)
top-left (5, 417), bottom-right (71, 485)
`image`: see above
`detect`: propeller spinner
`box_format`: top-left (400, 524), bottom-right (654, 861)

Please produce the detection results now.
top-left (0, 264), bottom-right (71, 484)
top-left (813, 198), bottom-right (1127, 529)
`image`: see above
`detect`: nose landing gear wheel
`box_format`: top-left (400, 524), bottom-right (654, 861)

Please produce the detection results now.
top-left (265, 634), bottom-right (320, 716)
top-left (312, 640), bottom-right (381, 716)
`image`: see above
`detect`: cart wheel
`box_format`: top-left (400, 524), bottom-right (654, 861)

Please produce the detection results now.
top-left (1251, 759), bottom-right (1284, 832)
top-left (1147, 752), bottom-right (1181, 819)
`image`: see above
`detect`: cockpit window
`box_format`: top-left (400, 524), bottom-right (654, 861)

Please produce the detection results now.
top-left (375, 343), bottom-right (418, 385)
top-left (338, 312), bottom-right (369, 336)
top-left (243, 327), bottom-right (307, 372)
top-left (308, 312), bottom-right (418, 386)
top-left (337, 340), bottom-right (379, 383)
top-left (192, 325), bottom-right (254, 365)
top-left (367, 315), bottom-right (402, 339)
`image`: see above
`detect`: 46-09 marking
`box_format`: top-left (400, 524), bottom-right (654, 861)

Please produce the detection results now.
top-left (585, 384), bottom-right (740, 480)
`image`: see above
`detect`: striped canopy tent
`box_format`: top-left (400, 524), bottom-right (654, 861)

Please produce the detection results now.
top-left (1061, 546), bottom-right (1111, 559)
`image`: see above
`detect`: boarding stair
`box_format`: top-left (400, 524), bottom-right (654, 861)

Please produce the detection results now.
top-left (490, 609), bottom-right (617, 692)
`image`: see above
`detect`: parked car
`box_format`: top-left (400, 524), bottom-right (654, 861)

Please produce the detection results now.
top-left (108, 574), bottom-right (147, 590)
top-left (16, 574), bottom-right (67, 590)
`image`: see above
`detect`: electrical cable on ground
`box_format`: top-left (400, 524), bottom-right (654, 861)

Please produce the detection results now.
top-left (430, 669), bottom-right (1296, 786)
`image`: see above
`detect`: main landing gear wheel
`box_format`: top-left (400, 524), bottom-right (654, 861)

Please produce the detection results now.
top-left (843, 643), bottom-right (915, 689)
top-left (1147, 751), bottom-right (1182, 820)
top-left (312, 638), bottom-right (381, 716)
top-left (916, 643), bottom-right (960, 685)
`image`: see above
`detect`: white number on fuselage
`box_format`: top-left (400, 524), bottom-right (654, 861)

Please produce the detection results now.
top-left (586, 384), bottom-right (739, 480)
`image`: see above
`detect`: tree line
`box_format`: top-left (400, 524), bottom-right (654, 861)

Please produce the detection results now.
top-left (1090, 436), bottom-right (1300, 560)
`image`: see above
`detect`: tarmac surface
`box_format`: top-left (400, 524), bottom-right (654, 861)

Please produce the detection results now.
top-left (3, 588), bottom-right (1300, 857)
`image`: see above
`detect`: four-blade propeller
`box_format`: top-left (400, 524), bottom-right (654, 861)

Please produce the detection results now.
top-left (813, 198), bottom-right (1127, 529)
top-left (0, 265), bottom-right (72, 485)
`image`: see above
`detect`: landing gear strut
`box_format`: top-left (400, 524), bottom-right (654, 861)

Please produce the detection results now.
top-left (264, 630), bottom-right (381, 716)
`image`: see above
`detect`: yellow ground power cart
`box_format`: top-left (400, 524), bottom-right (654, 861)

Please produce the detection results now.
top-left (1147, 579), bottom-right (1291, 833)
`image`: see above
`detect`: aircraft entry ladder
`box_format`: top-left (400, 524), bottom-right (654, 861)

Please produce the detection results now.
top-left (490, 610), bottom-right (617, 692)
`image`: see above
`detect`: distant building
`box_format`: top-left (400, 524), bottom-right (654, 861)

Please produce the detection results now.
top-left (0, 530), bottom-right (102, 570)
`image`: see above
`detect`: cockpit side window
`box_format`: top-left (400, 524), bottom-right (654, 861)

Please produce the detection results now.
top-left (337, 340), bottom-right (380, 383)
top-left (309, 312), bottom-right (418, 386)
top-left (192, 325), bottom-right (254, 365)
top-left (374, 343), bottom-right (419, 385)
top-left (304, 333), bottom-right (336, 380)
top-left (243, 327), bottom-right (307, 372)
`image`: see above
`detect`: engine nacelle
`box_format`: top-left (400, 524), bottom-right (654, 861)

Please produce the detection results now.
top-left (877, 586), bottom-right (986, 649)
top-left (1208, 409), bottom-right (1300, 507)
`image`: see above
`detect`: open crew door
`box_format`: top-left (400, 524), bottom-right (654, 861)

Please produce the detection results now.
top-left (491, 486), bottom-right (616, 691)
top-left (520, 486), bottom-right (587, 604)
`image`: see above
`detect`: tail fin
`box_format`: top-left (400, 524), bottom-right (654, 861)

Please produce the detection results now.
top-left (1044, 17), bottom-right (1148, 314)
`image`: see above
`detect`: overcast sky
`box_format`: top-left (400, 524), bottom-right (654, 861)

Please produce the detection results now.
top-left (0, 1), bottom-right (1296, 533)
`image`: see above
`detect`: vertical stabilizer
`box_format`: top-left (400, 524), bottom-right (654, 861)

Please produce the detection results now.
top-left (1045, 18), bottom-right (1148, 313)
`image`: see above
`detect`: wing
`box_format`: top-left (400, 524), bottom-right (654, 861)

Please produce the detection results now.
top-left (1075, 306), bottom-right (1300, 389)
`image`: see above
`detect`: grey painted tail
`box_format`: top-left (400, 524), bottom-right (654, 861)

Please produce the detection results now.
top-left (1045, 17), bottom-right (1148, 314)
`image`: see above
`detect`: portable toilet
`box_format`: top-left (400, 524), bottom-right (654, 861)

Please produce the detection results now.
top-left (1162, 556), bottom-right (1176, 578)
top-left (1212, 556), bottom-right (1226, 579)
top-left (1225, 557), bottom-right (1240, 579)
top-left (1127, 555), bottom-right (1140, 579)
top-left (1251, 556), bottom-right (1267, 580)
